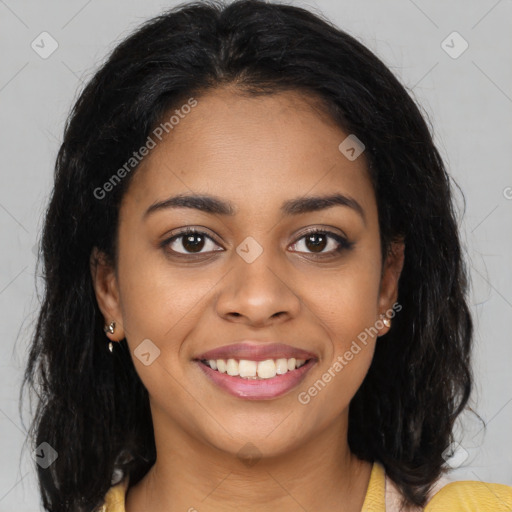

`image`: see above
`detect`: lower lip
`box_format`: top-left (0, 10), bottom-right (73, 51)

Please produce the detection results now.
top-left (195, 359), bottom-right (316, 400)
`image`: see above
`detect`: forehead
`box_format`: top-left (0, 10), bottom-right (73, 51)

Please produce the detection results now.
top-left (122, 87), bottom-right (375, 219)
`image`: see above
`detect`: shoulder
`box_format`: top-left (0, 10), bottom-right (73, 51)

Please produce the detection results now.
top-left (95, 477), bottom-right (129, 512)
top-left (424, 479), bottom-right (512, 512)
top-left (384, 464), bottom-right (512, 512)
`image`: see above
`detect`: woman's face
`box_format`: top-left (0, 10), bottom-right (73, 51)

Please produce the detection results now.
top-left (92, 87), bottom-right (403, 458)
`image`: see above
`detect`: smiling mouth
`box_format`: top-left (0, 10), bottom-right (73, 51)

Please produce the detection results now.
top-left (198, 357), bottom-right (311, 380)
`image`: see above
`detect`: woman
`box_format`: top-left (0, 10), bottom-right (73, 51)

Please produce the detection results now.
top-left (23, 1), bottom-right (512, 511)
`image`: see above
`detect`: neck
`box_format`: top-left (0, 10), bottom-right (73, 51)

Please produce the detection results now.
top-left (125, 408), bottom-right (372, 512)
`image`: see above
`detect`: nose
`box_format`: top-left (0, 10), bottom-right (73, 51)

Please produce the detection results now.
top-left (215, 249), bottom-right (301, 327)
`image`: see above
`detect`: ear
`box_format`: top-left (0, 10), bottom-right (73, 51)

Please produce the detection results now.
top-left (376, 238), bottom-right (405, 336)
top-left (90, 247), bottom-right (125, 341)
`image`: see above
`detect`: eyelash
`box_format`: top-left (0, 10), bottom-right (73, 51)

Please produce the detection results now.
top-left (160, 227), bottom-right (354, 259)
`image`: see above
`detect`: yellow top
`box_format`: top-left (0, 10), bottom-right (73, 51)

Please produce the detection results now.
top-left (98, 462), bottom-right (512, 511)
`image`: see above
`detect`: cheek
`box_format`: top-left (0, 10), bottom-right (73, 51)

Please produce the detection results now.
top-left (310, 254), bottom-right (382, 351)
top-left (300, 244), bottom-right (382, 406)
top-left (296, 269), bottom-right (381, 416)
top-left (116, 233), bottom-right (215, 343)
top-left (115, 240), bottom-right (212, 406)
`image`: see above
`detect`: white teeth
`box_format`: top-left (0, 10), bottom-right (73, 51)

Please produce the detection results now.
top-left (226, 358), bottom-right (238, 376)
top-left (203, 357), bottom-right (309, 379)
top-left (239, 359), bottom-right (257, 378)
top-left (257, 359), bottom-right (277, 379)
top-left (275, 358), bottom-right (289, 374)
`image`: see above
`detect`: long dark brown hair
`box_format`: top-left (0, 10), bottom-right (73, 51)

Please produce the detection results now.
top-left (22, 1), bottom-right (473, 510)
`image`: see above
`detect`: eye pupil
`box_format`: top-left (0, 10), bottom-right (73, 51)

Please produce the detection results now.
top-left (182, 233), bottom-right (205, 253)
top-left (305, 233), bottom-right (327, 253)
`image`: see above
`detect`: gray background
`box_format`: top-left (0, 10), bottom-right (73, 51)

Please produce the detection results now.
top-left (1, 0), bottom-right (511, 509)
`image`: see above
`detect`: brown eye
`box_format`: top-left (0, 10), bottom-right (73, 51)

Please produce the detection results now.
top-left (304, 232), bottom-right (328, 253)
top-left (162, 229), bottom-right (223, 255)
top-left (180, 232), bottom-right (206, 253)
top-left (289, 229), bottom-right (353, 257)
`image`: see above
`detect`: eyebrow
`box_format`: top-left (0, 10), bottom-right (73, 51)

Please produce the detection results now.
top-left (144, 192), bottom-right (366, 224)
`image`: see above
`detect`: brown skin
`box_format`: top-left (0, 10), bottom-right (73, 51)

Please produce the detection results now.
top-left (91, 87), bottom-right (404, 512)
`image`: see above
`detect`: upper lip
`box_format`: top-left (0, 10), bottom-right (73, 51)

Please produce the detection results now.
top-left (195, 342), bottom-right (317, 362)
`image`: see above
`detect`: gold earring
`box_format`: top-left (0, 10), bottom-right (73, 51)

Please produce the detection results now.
top-left (381, 315), bottom-right (391, 328)
top-left (104, 321), bottom-right (116, 352)
top-left (104, 321), bottom-right (116, 334)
